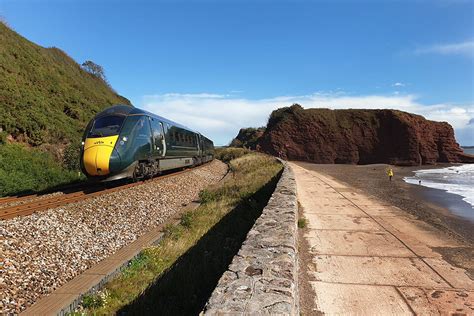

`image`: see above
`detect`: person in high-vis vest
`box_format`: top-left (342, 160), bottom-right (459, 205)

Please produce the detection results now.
top-left (387, 168), bottom-right (394, 181)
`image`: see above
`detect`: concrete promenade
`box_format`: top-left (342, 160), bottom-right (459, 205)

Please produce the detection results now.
top-left (290, 162), bottom-right (473, 315)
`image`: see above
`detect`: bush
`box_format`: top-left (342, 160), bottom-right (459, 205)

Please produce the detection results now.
top-left (198, 189), bottom-right (215, 203)
top-left (215, 147), bottom-right (250, 163)
top-left (0, 143), bottom-right (84, 196)
top-left (180, 212), bottom-right (194, 228)
top-left (82, 294), bottom-right (104, 309)
top-left (63, 141), bottom-right (82, 171)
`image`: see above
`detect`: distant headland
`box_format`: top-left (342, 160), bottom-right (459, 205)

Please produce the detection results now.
top-left (231, 104), bottom-right (474, 166)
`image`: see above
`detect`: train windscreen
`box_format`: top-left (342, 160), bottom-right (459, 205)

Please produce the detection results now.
top-left (88, 115), bottom-right (126, 137)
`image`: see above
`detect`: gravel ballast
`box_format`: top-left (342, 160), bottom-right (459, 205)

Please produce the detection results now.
top-left (0, 160), bottom-right (227, 313)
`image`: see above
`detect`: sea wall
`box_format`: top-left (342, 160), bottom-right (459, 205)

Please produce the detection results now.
top-left (204, 160), bottom-right (299, 314)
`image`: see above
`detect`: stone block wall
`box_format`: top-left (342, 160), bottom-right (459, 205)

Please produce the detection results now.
top-left (204, 161), bottom-right (299, 314)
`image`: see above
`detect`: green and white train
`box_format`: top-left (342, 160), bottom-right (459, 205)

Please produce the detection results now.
top-left (81, 105), bottom-right (214, 181)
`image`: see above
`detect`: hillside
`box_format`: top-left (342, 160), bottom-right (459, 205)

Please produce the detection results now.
top-left (234, 104), bottom-right (474, 166)
top-left (0, 22), bottom-right (131, 196)
top-left (0, 22), bottom-right (131, 146)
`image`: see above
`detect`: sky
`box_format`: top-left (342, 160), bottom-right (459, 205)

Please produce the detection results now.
top-left (1, 0), bottom-right (473, 145)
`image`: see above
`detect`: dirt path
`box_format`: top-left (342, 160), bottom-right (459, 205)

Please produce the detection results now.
top-left (290, 162), bottom-right (473, 315)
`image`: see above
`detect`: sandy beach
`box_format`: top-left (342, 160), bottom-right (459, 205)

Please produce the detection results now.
top-left (294, 162), bottom-right (474, 279)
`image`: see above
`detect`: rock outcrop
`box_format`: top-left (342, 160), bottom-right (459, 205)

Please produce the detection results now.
top-left (230, 127), bottom-right (266, 149)
top-left (256, 104), bottom-right (473, 166)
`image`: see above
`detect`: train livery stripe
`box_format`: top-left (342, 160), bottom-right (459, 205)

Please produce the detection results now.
top-left (83, 135), bottom-right (119, 176)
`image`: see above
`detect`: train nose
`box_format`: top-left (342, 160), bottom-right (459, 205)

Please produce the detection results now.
top-left (82, 136), bottom-right (119, 176)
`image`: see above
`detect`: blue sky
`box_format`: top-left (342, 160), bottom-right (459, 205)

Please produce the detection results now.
top-left (1, 0), bottom-right (473, 145)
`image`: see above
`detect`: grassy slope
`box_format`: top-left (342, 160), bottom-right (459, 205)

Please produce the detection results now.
top-left (79, 151), bottom-right (282, 314)
top-left (0, 22), bottom-right (131, 145)
top-left (0, 22), bottom-right (131, 196)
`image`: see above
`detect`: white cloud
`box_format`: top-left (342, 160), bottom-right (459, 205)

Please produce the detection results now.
top-left (392, 82), bottom-right (405, 87)
top-left (415, 40), bottom-right (474, 57)
top-left (141, 92), bottom-right (474, 146)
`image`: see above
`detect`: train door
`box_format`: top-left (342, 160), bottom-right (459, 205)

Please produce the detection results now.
top-left (150, 117), bottom-right (165, 157)
top-left (196, 134), bottom-right (201, 156)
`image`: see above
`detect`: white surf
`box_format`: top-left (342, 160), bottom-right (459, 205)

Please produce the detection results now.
top-left (404, 164), bottom-right (474, 209)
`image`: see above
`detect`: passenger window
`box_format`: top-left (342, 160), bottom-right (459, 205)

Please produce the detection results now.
top-left (150, 118), bottom-right (163, 145)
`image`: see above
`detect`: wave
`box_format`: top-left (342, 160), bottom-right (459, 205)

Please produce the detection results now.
top-left (404, 164), bottom-right (474, 208)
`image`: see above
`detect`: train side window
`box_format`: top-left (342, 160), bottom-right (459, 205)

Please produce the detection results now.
top-left (135, 116), bottom-right (151, 139)
top-left (150, 118), bottom-right (163, 146)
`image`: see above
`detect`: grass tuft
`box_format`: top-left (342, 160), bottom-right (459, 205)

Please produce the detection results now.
top-left (298, 218), bottom-right (307, 229)
top-left (81, 294), bottom-right (104, 309)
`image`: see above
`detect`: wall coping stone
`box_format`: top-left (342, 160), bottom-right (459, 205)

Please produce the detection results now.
top-left (204, 160), bottom-right (299, 315)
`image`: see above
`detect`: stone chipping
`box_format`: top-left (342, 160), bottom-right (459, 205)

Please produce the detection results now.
top-left (204, 160), bottom-right (299, 315)
top-left (0, 160), bottom-right (227, 314)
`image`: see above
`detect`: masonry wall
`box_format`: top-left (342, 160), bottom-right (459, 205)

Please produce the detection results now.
top-left (204, 161), bottom-right (299, 314)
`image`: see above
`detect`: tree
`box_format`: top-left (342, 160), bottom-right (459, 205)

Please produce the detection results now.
top-left (81, 60), bottom-right (107, 82)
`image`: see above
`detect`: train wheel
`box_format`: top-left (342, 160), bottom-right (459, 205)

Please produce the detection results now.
top-left (132, 164), bottom-right (141, 182)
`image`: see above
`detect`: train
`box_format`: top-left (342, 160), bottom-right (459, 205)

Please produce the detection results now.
top-left (80, 105), bottom-right (214, 181)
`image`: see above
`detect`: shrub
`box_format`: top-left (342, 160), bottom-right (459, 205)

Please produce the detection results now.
top-left (198, 189), bottom-right (216, 203)
top-left (81, 294), bottom-right (104, 309)
top-left (0, 143), bottom-right (83, 196)
top-left (215, 147), bottom-right (250, 163)
top-left (180, 212), bottom-right (194, 228)
top-left (63, 141), bottom-right (82, 171)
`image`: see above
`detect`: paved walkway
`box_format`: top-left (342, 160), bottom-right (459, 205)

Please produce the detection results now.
top-left (290, 162), bottom-right (474, 315)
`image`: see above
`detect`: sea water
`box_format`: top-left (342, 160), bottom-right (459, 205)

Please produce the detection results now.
top-left (404, 165), bottom-right (474, 212)
top-left (463, 147), bottom-right (474, 155)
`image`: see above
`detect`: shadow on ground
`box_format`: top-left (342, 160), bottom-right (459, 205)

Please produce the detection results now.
top-left (118, 170), bottom-right (282, 316)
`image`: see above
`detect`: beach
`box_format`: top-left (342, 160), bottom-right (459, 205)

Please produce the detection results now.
top-left (294, 162), bottom-right (474, 279)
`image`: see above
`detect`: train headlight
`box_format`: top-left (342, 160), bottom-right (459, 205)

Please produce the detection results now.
top-left (119, 136), bottom-right (127, 146)
top-left (81, 141), bottom-right (85, 146)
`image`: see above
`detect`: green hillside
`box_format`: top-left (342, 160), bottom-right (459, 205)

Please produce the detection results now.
top-left (0, 22), bottom-right (131, 196)
top-left (0, 22), bottom-right (131, 146)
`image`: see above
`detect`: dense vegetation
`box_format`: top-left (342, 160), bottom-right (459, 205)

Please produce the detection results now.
top-left (214, 147), bottom-right (250, 163)
top-left (229, 127), bottom-right (266, 149)
top-left (0, 22), bottom-right (131, 196)
top-left (0, 144), bottom-right (83, 196)
top-left (77, 151), bottom-right (282, 314)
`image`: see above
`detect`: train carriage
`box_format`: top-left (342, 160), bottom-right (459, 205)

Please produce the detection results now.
top-left (81, 105), bottom-right (214, 181)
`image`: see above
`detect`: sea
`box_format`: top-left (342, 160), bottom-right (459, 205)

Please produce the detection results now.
top-left (404, 162), bottom-right (474, 221)
top-left (463, 147), bottom-right (474, 155)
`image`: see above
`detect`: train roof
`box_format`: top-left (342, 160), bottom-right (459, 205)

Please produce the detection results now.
top-left (94, 105), bottom-right (212, 141)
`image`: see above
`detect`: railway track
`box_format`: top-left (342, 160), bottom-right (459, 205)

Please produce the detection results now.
top-left (0, 165), bottom-right (207, 220)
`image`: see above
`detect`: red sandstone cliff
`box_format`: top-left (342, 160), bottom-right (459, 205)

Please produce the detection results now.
top-left (256, 104), bottom-right (473, 166)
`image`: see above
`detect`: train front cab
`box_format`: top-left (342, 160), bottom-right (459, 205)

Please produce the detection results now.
top-left (81, 114), bottom-right (125, 178)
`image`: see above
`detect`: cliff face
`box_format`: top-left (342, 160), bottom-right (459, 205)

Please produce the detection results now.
top-left (258, 104), bottom-right (473, 166)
